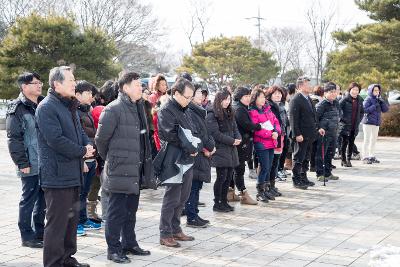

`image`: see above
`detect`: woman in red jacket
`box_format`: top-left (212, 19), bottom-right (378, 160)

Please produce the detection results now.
top-left (249, 88), bottom-right (281, 203)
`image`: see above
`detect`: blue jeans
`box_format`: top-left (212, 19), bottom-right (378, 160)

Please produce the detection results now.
top-left (19, 175), bottom-right (46, 241)
top-left (185, 180), bottom-right (203, 221)
top-left (79, 161), bottom-right (97, 224)
top-left (255, 143), bottom-right (274, 185)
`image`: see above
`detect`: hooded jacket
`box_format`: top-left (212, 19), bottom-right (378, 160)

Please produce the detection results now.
top-left (362, 84), bottom-right (389, 126)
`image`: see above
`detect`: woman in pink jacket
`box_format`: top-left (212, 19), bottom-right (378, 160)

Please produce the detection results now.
top-left (249, 88), bottom-right (281, 203)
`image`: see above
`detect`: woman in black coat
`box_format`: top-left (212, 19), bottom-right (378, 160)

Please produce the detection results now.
top-left (338, 82), bottom-right (364, 167)
top-left (206, 89), bottom-right (242, 212)
top-left (184, 85), bottom-right (215, 227)
top-left (232, 87), bottom-right (260, 205)
top-left (266, 86), bottom-right (287, 197)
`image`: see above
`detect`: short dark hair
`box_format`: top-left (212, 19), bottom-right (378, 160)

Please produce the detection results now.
top-left (286, 83), bottom-right (296, 95)
top-left (100, 80), bottom-right (118, 105)
top-left (348, 82), bottom-right (361, 92)
top-left (118, 72), bottom-right (140, 91)
top-left (17, 72), bottom-right (41, 89)
top-left (171, 77), bottom-right (194, 95)
top-left (75, 80), bottom-right (97, 96)
top-left (250, 88), bottom-right (266, 107)
top-left (266, 85), bottom-right (287, 102)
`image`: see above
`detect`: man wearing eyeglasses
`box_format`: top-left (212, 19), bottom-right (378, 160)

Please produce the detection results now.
top-left (158, 77), bottom-right (199, 248)
top-left (6, 72), bottom-right (46, 249)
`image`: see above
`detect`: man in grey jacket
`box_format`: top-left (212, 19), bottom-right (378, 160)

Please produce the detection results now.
top-left (95, 72), bottom-right (154, 264)
top-left (6, 72), bottom-right (45, 248)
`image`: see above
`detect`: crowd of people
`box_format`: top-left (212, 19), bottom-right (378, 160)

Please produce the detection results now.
top-left (6, 67), bottom-right (389, 266)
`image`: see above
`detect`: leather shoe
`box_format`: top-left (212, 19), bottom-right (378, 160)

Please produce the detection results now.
top-left (22, 240), bottom-right (43, 248)
top-left (123, 246), bottom-right (150, 256)
top-left (173, 232), bottom-right (195, 241)
top-left (64, 257), bottom-right (90, 267)
top-left (160, 237), bottom-right (181, 248)
top-left (107, 253), bottom-right (131, 264)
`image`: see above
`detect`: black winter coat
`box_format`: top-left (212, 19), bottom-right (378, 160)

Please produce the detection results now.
top-left (269, 100), bottom-right (286, 148)
top-left (338, 94), bottom-right (364, 136)
top-left (289, 93), bottom-right (318, 141)
top-left (206, 108), bottom-right (241, 168)
top-left (157, 98), bottom-right (198, 165)
top-left (316, 98), bottom-right (340, 137)
top-left (187, 102), bottom-right (215, 183)
top-left (36, 89), bottom-right (89, 188)
top-left (6, 93), bottom-right (44, 178)
top-left (232, 101), bottom-right (261, 162)
top-left (95, 92), bottom-right (155, 194)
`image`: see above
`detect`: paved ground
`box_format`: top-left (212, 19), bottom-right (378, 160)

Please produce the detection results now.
top-left (0, 130), bottom-right (399, 267)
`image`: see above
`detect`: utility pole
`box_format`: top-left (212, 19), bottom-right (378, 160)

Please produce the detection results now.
top-left (245, 6), bottom-right (265, 49)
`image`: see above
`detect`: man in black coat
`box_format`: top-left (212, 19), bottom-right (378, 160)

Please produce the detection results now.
top-left (289, 76), bottom-right (323, 189)
top-left (95, 72), bottom-right (154, 264)
top-left (36, 66), bottom-right (94, 267)
top-left (184, 84), bottom-right (215, 228)
top-left (158, 78), bottom-right (198, 248)
top-left (6, 72), bottom-right (45, 248)
top-left (315, 82), bottom-right (341, 181)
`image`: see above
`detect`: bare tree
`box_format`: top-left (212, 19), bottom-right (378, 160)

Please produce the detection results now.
top-left (73, 0), bottom-right (159, 44)
top-left (118, 42), bottom-right (157, 73)
top-left (182, 13), bottom-right (198, 49)
top-left (306, 0), bottom-right (335, 84)
top-left (262, 27), bottom-right (307, 75)
top-left (192, 0), bottom-right (211, 43)
top-left (0, 0), bottom-right (33, 26)
top-left (182, 0), bottom-right (212, 49)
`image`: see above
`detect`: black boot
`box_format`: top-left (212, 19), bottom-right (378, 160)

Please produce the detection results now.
top-left (301, 173), bottom-right (315, 187)
top-left (292, 176), bottom-right (308, 190)
top-left (213, 200), bottom-right (230, 212)
top-left (346, 159), bottom-right (352, 167)
top-left (256, 183), bottom-right (268, 202)
top-left (270, 178), bottom-right (282, 197)
top-left (263, 184), bottom-right (276, 200)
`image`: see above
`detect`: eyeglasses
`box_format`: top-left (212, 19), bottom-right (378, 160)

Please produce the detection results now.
top-left (28, 82), bottom-right (43, 86)
top-left (181, 93), bottom-right (193, 101)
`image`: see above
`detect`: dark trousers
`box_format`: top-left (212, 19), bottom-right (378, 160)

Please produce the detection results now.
top-left (255, 143), bottom-right (274, 185)
top-left (292, 138), bottom-right (313, 178)
top-left (105, 192), bottom-right (140, 254)
top-left (79, 161), bottom-right (97, 224)
top-left (43, 187), bottom-right (80, 267)
top-left (309, 141), bottom-right (317, 169)
top-left (316, 135), bottom-right (335, 177)
top-left (19, 175), bottom-right (45, 242)
top-left (278, 135), bottom-right (289, 171)
top-left (214, 167), bottom-right (233, 203)
top-left (233, 161), bottom-right (246, 191)
top-left (185, 180), bottom-right (203, 221)
top-left (160, 168), bottom-right (193, 238)
top-left (341, 132), bottom-right (356, 161)
top-left (270, 154), bottom-right (281, 188)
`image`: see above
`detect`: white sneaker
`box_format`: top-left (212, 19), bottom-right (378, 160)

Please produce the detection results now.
top-left (248, 169), bottom-right (257, 179)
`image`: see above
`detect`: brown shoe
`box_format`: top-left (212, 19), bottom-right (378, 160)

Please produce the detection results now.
top-left (160, 237), bottom-right (181, 247)
top-left (239, 190), bottom-right (258, 205)
top-left (284, 158), bottom-right (293, 170)
top-left (173, 232), bottom-right (195, 241)
top-left (227, 187), bottom-right (240, 202)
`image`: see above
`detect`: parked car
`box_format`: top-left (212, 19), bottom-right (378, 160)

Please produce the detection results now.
top-left (388, 93), bottom-right (400, 105)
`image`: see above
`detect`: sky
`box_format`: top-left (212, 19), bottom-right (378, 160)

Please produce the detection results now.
top-left (144, 0), bottom-right (373, 54)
